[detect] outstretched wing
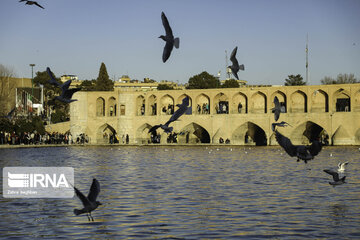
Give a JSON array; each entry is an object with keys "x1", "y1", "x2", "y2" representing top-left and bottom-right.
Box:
[
  {"x1": 161, "y1": 12, "x2": 173, "y2": 37},
  {"x1": 63, "y1": 87, "x2": 81, "y2": 99},
  {"x1": 87, "y1": 178, "x2": 100, "y2": 202},
  {"x1": 47, "y1": 67, "x2": 61, "y2": 87},
  {"x1": 273, "y1": 96, "x2": 281, "y2": 121},
  {"x1": 308, "y1": 140, "x2": 322, "y2": 157},
  {"x1": 275, "y1": 130, "x2": 297, "y2": 157},
  {"x1": 34, "y1": 2, "x2": 44, "y2": 9},
  {"x1": 74, "y1": 186, "x2": 91, "y2": 207},
  {"x1": 230, "y1": 46, "x2": 239, "y2": 66},
  {"x1": 162, "y1": 41, "x2": 173, "y2": 63},
  {"x1": 323, "y1": 169, "x2": 339, "y2": 181},
  {"x1": 148, "y1": 124, "x2": 161, "y2": 133}
]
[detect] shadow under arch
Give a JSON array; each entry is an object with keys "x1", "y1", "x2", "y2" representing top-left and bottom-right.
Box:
[
  {"x1": 232, "y1": 122, "x2": 267, "y2": 146},
  {"x1": 96, "y1": 123, "x2": 117, "y2": 144},
  {"x1": 290, "y1": 121, "x2": 329, "y2": 145},
  {"x1": 136, "y1": 123, "x2": 152, "y2": 144},
  {"x1": 178, "y1": 122, "x2": 210, "y2": 143}
]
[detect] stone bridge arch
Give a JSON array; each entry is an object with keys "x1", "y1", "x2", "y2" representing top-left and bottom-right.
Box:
[
  {"x1": 232, "y1": 121, "x2": 267, "y2": 146},
  {"x1": 271, "y1": 90, "x2": 287, "y2": 113},
  {"x1": 195, "y1": 93, "x2": 210, "y2": 114},
  {"x1": 251, "y1": 91, "x2": 267, "y2": 113},
  {"x1": 96, "y1": 97, "x2": 105, "y2": 117},
  {"x1": 136, "y1": 123, "x2": 152, "y2": 144},
  {"x1": 332, "y1": 125, "x2": 351, "y2": 145},
  {"x1": 160, "y1": 94, "x2": 174, "y2": 115},
  {"x1": 107, "y1": 97, "x2": 117, "y2": 117},
  {"x1": 177, "y1": 94, "x2": 192, "y2": 115},
  {"x1": 214, "y1": 92, "x2": 229, "y2": 114},
  {"x1": 96, "y1": 123, "x2": 116, "y2": 144},
  {"x1": 147, "y1": 94, "x2": 157, "y2": 116},
  {"x1": 136, "y1": 95, "x2": 145, "y2": 116},
  {"x1": 232, "y1": 92, "x2": 248, "y2": 114},
  {"x1": 290, "y1": 90, "x2": 307, "y2": 113},
  {"x1": 178, "y1": 122, "x2": 210, "y2": 143},
  {"x1": 290, "y1": 121, "x2": 328, "y2": 145},
  {"x1": 311, "y1": 90, "x2": 328, "y2": 113},
  {"x1": 333, "y1": 88, "x2": 351, "y2": 112}
]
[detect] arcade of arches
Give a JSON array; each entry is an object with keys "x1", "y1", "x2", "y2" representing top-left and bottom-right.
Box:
[{"x1": 70, "y1": 84, "x2": 360, "y2": 145}]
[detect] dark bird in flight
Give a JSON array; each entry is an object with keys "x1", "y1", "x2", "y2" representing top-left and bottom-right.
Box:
[
  {"x1": 73, "y1": 179, "x2": 102, "y2": 221},
  {"x1": 47, "y1": 67, "x2": 81, "y2": 103},
  {"x1": 323, "y1": 169, "x2": 346, "y2": 186},
  {"x1": 148, "y1": 96, "x2": 190, "y2": 134},
  {"x1": 271, "y1": 121, "x2": 292, "y2": 131},
  {"x1": 228, "y1": 46, "x2": 244, "y2": 80},
  {"x1": 55, "y1": 81, "x2": 81, "y2": 103},
  {"x1": 46, "y1": 67, "x2": 61, "y2": 87},
  {"x1": 275, "y1": 130, "x2": 322, "y2": 163},
  {"x1": 272, "y1": 96, "x2": 281, "y2": 121},
  {"x1": 19, "y1": 0, "x2": 44, "y2": 9},
  {"x1": 159, "y1": 11, "x2": 179, "y2": 63}
]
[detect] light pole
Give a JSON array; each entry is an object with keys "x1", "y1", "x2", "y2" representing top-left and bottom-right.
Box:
[{"x1": 29, "y1": 64, "x2": 35, "y2": 99}]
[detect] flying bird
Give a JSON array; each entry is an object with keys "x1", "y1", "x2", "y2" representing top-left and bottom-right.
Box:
[
  {"x1": 55, "y1": 83, "x2": 81, "y2": 103},
  {"x1": 19, "y1": 0, "x2": 44, "y2": 9},
  {"x1": 228, "y1": 46, "x2": 244, "y2": 80},
  {"x1": 271, "y1": 121, "x2": 292, "y2": 131},
  {"x1": 148, "y1": 96, "x2": 190, "y2": 134},
  {"x1": 73, "y1": 179, "x2": 102, "y2": 221},
  {"x1": 46, "y1": 67, "x2": 61, "y2": 87},
  {"x1": 272, "y1": 96, "x2": 281, "y2": 121},
  {"x1": 1, "y1": 108, "x2": 16, "y2": 119},
  {"x1": 338, "y1": 161, "x2": 349, "y2": 173},
  {"x1": 159, "y1": 11, "x2": 180, "y2": 63},
  {"x1": 323, "y1": 169, "x2": 346, "y2": 186},
  {"x1": 275, "y1": 130, "x2": 322, "y2": 163}
]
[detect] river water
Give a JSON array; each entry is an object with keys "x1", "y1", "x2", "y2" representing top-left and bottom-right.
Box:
[{"x1": 0, "y1": 145, "x2": 359, "y2": 239}]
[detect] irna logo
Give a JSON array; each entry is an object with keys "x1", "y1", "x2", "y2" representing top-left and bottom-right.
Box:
[{"x1": 3, "y1": 167, "x2": 74, "y2": 198}]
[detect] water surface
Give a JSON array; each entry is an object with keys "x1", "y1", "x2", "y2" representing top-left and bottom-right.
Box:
[{"x1": 0, "y1": 146, "x2": 359, "y2": 239}]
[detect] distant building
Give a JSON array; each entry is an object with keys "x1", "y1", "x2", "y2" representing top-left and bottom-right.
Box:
[{"x1": 61, "y1": 75, "x2": 78, "y2": 83}]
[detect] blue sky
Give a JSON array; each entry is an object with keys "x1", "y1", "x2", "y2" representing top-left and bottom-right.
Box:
[{"x1": 1, "y1": 0, "x2": 359, "y2": 85}]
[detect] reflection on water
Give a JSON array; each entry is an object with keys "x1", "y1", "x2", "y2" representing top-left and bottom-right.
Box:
[{"x1": 0, "y1": 146, "x2": 359, "y2": 239}]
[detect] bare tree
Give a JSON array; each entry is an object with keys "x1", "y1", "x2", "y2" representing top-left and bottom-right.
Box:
[
  {"x1": 321, "y1": 73, "x2": 358, "y2": 85},
  {"x1": 0, "y1": 64, "x2": 16, "y2": 115}
]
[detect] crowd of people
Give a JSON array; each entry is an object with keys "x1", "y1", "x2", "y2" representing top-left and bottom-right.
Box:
[{"x1": 0, "y1": 131, "x2": 89, "y2": 145}]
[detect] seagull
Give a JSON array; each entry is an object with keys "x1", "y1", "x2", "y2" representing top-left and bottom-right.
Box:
[
  {"x1": 323, "y1": 169, "x2": 346, "y2": 186},
  {"x1": 272, "y1": 96, "x2": 281, "y2": 121},
  {"x1": 275, "y1": 130, "x2": 322, "y2": 163},
  {"x1": 271, "y1": 121, "x2": 292, "y2": 131},
  {"x1": 19, "y1": 0, "x2": 44, "y2": 9},
  {"x1": 148, "y1": 96, "x2": 190, "y2": 134},
  {"x1": 159, "y1": 11, "x2": 179, "y2": 63},
  {"x1": 228, "y1": 46, "x2": 244, "y2": 80},
  {"x1": 73, "y1": 179, "x2": 102, "y2": 221},
  {"x1": 338, "y1": 161, "x2": 349, "y2": 173}
]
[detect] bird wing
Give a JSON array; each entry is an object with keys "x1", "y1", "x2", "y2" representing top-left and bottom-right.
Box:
[
  {"x1": 230, "y1": 46, "x2": 239, "y2": 66},
  {"x1": 161, "y1": 12, "x2": 173, "y2": 37},
  {"x1": 61, "y1": 80, "x2": 72, "y2": 91},
  {"x1": 63, "y1": 88, "x2": 81, "y2": 99},
  {"x1": 87, "y1": 179, "x2": 100, "y2": 202},
  {"x1": 273, "y1": 96, "x2": 281, "y2": 121},
  {"x1": 148, "y1": 124, "x2": 161, "y2": 133},
  {"x1": 74, "y1": 186, "x2": 91, "y2": 207},
  {"x1": 275, "y1": 130, "x2": 297, "y2": 157},
  {"x1": 308, "y1": 140, "x2": 322, "y2": 157},
  {"x1": 47, "y1": 67, "x2": 61, "y2": 87},
  {"x1": 34, "y1": 2, "x2": 44, "y2": 9},
  {"x1": 162, "y1": 41, "x2": 173, "y2": 63},
  {"x1": 323, "y1": 169, "x2": 339, "y2": 181}
]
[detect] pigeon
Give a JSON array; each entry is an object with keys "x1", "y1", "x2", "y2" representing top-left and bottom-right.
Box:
[
  {"x1": 159, "y1": 12, "x2": 180, "y2": 63},
  {"x1": 148, "y1": 96, "x2": 190, "y2": 134},
  {"x1": 272, "y1": 96, "x2": 281, "y2": 121},
  {"x1": 228, "y1": 46, "x2": 244, "y2": 80},
  {"x1": 323, "y1": 169, "x2": 346, "y2": 186},
  {"x1": 275, "y1": 130, "x2": 322, "y2": 163},
  {"x1": 271, "y1": 121, "x2": 292, "y2": 131},
  {"x1": 73, "y1": 179, "x2": 102, "y2": 221},
  {"x1": 338, "y1": 161, "x2": 349, "y2": 173},
  {"x1": 19, "y1": 0, "x2": 44, "y2": 9}
]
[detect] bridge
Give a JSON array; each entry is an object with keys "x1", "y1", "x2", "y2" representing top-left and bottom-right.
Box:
[{"x1": 69, "y1": 83, "x2": 360, "y2": 145}]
